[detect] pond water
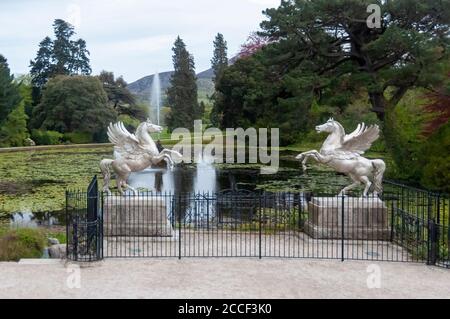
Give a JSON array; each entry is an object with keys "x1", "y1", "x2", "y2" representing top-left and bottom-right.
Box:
[
  {"x1": 127, "y1": 153, "x2": 349, "y2": 195},
  {"x1": 0, "y1": 147, "x2": 352, "y2": 228}
]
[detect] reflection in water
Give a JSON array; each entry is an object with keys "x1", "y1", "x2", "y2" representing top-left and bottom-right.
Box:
[
  {"x1": 4, "y1": 150, "x2": 351, "y2": 228},
  {"x1": 128, "y1": 152, "x2": 218, "y2": 194},
  {"x1": 127, "y1": 152, "x2": 219, "y2": 224},
  {"x1": 9, "y1": 211, "x2": 60, "y2": 228},
  {"x1": 11, "y1": 211, "x2": 38, "y2": 228},
  {"x1": 128, "y1": 168, "x2": 174, "y2": 193},
  {"x1": 194, "y1": 153, "x2": 216, "y2": 193},
  {"x1": 124, "y1": 153, "x2": 351, "y2": 225}
]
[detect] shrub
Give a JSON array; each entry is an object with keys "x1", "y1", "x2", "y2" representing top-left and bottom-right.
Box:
[
  {"x1": 63, "y1": 131, "x2": 93, "y2": 144},
  {"x1": 383, "y1": 90, "x2": 429, "y2": 181},
  {"x1": 31, "y1": 129, "x2": 63, "y2": 145},
  {"x1": 0, "y1": 228, "x2": 47, "y2": 261},
  {"x1": 420, "y1": 122, "x2": 450, "y2": 192},
  {"x1": 45, "y1": 231, "x2": 67, "y2": 244},
  {"x1": 0, "y1": 103, "x2": 29, "y2": 147}
]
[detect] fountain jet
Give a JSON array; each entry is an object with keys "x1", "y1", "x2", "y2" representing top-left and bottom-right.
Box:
[{"x1": 150, "y1": 72, "x2": 161, "y2": 126}]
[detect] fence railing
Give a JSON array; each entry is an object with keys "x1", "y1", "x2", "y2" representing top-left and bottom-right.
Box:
[
  {"x1": 65, "y1": 177, "x2": 449, "y2": 268},
  {"x1": 383, "y1": 181, "x2": 449, "y2": 267}
]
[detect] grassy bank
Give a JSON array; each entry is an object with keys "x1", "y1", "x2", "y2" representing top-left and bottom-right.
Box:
[
  {"x1": 0, "y1": 226, "x2": 66, "y2": 261},
  {"x1": 0, "y1": 227, "x2": 46, "y2": 261}
]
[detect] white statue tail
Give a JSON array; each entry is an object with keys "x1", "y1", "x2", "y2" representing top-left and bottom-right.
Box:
[
  {"x1": 100, "y1": 159, "x2": 114, "y2": 193},
  {"x1": 372, "y1": 159, "x2": 386, "y2": 194}
]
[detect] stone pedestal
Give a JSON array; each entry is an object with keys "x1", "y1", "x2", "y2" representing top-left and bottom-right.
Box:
[
  {"x1": 103, "y1": 196, "x2": 174, "y2": 237},
  {"x1": 304, "y1": 197, "x2": 390, "y2": 240}
]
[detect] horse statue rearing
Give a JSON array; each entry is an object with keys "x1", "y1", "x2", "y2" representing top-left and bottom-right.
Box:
[
  {"x1": 100, "y1": 119, "x2": 182, "y2": 195},
  {"x1": 296, "y1": 118, "x2": 386, "y2": 197}
]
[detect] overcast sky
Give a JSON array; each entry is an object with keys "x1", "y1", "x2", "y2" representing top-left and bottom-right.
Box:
[{"x1": 0, "y1": 0, "x2": 281, "y2": 83}]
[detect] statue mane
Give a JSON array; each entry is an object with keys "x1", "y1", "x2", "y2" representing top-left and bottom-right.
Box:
[
  {"x1": 332, "y1": 121, "x2": 346, "y2": 143},
  {"x1": 135, "y1": 122, "x2": 149, "y2": 140}
]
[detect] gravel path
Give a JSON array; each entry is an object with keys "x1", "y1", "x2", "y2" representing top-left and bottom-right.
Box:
[{"x1": 0, "y1": 258, "x2": 449, "y2": 299}]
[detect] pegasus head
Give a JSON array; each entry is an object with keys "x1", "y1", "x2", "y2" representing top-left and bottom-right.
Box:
[
  {"x1": 144, "y1": 118, "x2": 163, "y2": 134},
  {"x1": 316, "y1": 118, "x2": 337, "y2": 134}
]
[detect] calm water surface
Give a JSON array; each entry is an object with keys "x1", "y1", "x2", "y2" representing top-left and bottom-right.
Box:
[{"x1": 3, "y1": 150, "x2": 351, "y2": 228}]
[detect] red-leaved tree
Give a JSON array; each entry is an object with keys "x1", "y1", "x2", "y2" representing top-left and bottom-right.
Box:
[
  {"x1": 238, "y1": 32, "x2": 273, "y2": 59},
  {"x1": 423, "y1": 73, "x2": 450, "y2": 136}
]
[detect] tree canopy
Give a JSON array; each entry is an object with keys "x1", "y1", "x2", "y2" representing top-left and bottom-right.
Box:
[
  {"x1": 31, "y1": 75, "x2": 116, "y2": 138},
  {"x1": 212, "y1": 0, "x2": 450, "y2": 145}
]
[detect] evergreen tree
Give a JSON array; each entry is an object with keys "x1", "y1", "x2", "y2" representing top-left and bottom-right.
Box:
[
  {"x1": 166, "y1": 37, "x2": 200, "y2": 131},
  {"x1": 29, "y1": 19, "x2": 91, "y2": 105},
  {"x1": 0, "y1": 102, "x2": 29, "y2": 147},
  {"x1": 97, "y1": 71, "x2": 146, "y2": 121},
  {"x1": 98, "y1": 71, "x2": 135, "y2": 109},
  {"x1": 29, "y1": 37, "x2": 53, "y2": 88},
  {"x1": 211, "y1": 33, "x2": 228, "y2": 82},
  {"x1": 0, "y1": 55, "x2": 21, "y2": 127},
  {"x1": 15, "y1": 74, "x2": 34, "y2": 129},
  {"x1": 52, "y1": 19, "x2": 76, "y2": 75}
]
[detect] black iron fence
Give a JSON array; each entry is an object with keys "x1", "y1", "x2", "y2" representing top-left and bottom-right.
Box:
[
  {"x1": 383, "y1": 181, "x2": 449, "y2": 268},
  {"x1": 66, "y1": 177, "x2": 449, "y2": 268}
]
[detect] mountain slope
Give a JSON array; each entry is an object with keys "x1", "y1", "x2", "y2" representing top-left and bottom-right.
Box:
[{"x1": 128, "y1": 68, "x2": 214, "y2": 103}]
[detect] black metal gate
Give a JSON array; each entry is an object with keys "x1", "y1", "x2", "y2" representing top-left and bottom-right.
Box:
[
  {"x1": 66, "y1": 177, "x2": 449, "y2": 268},
  {"x1": 66, "y1": 176, "x2": 103, "y2": 262}
]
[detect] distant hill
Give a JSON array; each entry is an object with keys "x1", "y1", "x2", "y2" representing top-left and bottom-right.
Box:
[
  {"x1": 197, "y1": 68, "x2": 214, "y2": 79},
  {"x1": 128, "y1": 68, "x2": 215, "y2": 103},
  {"x1": 128, "y1": 57, "x2": 238, "y2": 103}
]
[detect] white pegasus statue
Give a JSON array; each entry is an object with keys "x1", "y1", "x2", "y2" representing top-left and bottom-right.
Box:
[
  {"x1": 296, "y1": 118, "x2": 386, "y2": 197},
  {"x1": 100, "y1": 119, "x2": 182, "y2": 195}
]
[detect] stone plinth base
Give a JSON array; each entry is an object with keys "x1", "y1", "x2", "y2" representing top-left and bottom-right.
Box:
[
  {"x1": 304, "y1": 197, "x2": 390, "y2": 240},
  {"x1": 103, "y1": 196, "x2": 174, "y2": 237}
]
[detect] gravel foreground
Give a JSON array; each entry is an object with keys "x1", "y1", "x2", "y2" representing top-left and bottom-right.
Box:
[{"x1": 0, "y1": 258, "x2": 449, "y2": 299}]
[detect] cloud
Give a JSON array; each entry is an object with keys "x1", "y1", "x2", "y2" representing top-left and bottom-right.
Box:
[{"x1": 66, "y1": 3, "x2": 82, "y2": 29}]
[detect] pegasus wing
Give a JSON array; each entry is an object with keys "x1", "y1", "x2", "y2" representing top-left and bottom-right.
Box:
[
  {"x1": 338, "y1": 123, "x2": 380, "y2": 154},
  {"x1": 343, "y1": 123, "x2": 365, "y2": 143},
  {"x1": 107, "y1": 122, "x2": 144, "y2": 159}
]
